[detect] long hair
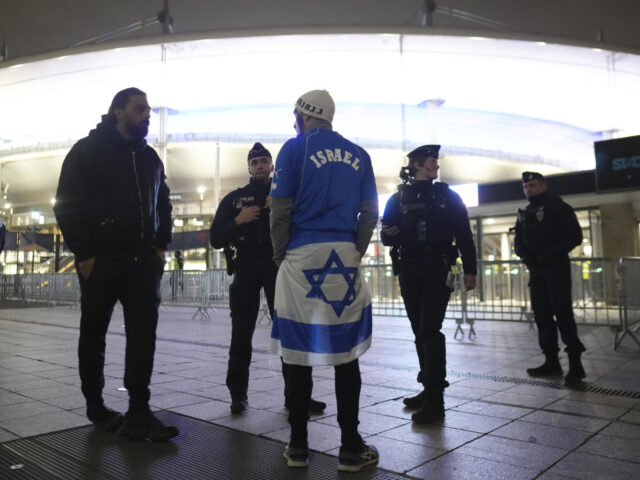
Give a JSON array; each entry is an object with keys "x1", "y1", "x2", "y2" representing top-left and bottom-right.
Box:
[{"x1": 107, "y1": 87, "x2": 146, "y2": 123}]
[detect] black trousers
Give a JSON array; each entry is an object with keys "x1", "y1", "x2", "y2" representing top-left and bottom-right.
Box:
[
  {"x1": 286, "y1": 359, "x2": 361, "y2": 450},
  {"x1": 529, "y1": 259, "x2": 585, "y2": 354},
  {"x1": 226, "y1": 256, "x2": 278, "y2": 398},
  {"x1": 78, "y1": 252, "x2": 164, "y2": 414},
  {"x1": 398, "y1": 254, "x2": 452, "y2": 391}
]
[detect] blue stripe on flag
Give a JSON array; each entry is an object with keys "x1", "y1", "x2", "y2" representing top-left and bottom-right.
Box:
[{"x1": 272, "y1": 304, "x2": 372, "y2": 354}]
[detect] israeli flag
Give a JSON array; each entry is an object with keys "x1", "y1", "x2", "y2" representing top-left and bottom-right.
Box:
[{"x1": 270, "y1": 242, "x2": 372, "y2": 366}]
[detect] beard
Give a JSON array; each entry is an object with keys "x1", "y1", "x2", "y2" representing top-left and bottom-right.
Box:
[{"x1": 125, "y1": 116, "x2": 149, "y2": 139}]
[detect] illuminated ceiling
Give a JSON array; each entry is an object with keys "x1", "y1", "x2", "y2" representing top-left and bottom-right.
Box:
[{"x1": 1, "y1": 32, "x2": 639, "y2": 211}]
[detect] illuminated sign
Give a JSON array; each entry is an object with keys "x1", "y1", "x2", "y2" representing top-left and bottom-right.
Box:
[{"x1": 594, "y1": 135, "x2": 640, "y2": 192}]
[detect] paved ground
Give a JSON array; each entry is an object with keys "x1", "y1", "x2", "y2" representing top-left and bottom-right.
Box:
[{"x1": 1, "y1": 304, "x2": 639, "y2": 479}]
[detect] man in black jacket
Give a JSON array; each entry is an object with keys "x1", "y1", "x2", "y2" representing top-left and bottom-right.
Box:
[
  {"x1": 210, "y1": 143, "x2": 325, "y2": 415},
  {"x1": 54, "y1": 87, "x2": 178, "y2": 440},
  {"x1": 514, "y1": 171, "x2": 586, "y2": 383}
]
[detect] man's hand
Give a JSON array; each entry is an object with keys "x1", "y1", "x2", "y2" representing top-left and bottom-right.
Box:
[
  {"x1": 381, "y1": 224, "x2": 399, "y2": 237},
  {"x1": 235, "y1": 206, "x2": 261, "y2": 225},
  {"x1": 463, "y1": 274, "x2": 477, "y2": 291},
  {"x1": 77, "y1": 257, "x2": 96, "y2": 280},
  {"x1": 155, "y1": 248, "x2": 166, "y2": 262}
]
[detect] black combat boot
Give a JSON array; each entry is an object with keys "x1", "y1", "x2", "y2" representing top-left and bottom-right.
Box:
[
  {"x1": 565, "y1": 351, "x2": 586, "y2": 383},
  {"x1": 527, "y1": 350, "x2": 562, "y2": 376},
  {"x1": 411, "y1": 391, "x2": 444, "y2": 424},
  {"x1": 403, "y1": 390, "x2": 426, "y2": 409}
]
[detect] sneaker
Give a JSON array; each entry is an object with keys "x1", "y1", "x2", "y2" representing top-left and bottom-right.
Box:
[
  {"x1": 402, "y1": 390, "x2": 425, "y2": 410},
  {"x1": 87, "y1": 404, "x2": 124, "y2": 433},
  {"x1": 230, "y1": 398, "x2": 248, "y2": 414},
  {"x1": 309, "y1": 398, "x2": 326, "y2": 414},
  {"x1": 117, "y1": 411, "x2": 179, "y2": 441},
  {"x1": 283, "y1": 444, "x2": 309, "y2": 468},
  {"x1": 338, "y1": 443, "x2": 379, "y2": 473}
]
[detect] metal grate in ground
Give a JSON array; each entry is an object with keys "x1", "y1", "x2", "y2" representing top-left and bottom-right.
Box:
[
  {"x1": 0, "y1": 411, "x2": 405, "y2": 480},
  {"x1": 448, "y1": 370, "x2": 640, "y2": 399}
]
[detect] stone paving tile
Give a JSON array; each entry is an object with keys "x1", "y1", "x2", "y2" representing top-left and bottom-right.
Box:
[
  {"x1": 548, "y1": 451, "x2": 640, "y2": 480},
  {"x1": 1, "y1": 410, "x2": 89, "y2": 437},
  {"x1": 506, "y1": 384, "x2": 571, "y2": 399},
  {"x1": 456, "y1": 434, "x2": 569, "y2": 471},
  {"x1": 521, "y1": 410, "x2": 610, "y2": 432},
  {"x1": 0, "y1": 400, "x2": 61, "y2": 422},
  {"x1": 452, "y1": 377, "x2": 515, "y2": 392},
  {"x1": 577, "y1": 433, "x2": 640, "y2": 463},
  {"x1": 379, "y1": 422, "x2": 481, "y2": 450},
  {"x1": 452, "y1": 400, "x2": 533, "y2": 420},
  {"x1": 148, "y1": 391, "x2": 211, "y2": 409},
  {"x1": 213, "y1": 408, "x2": 289, "y2": 437},
  {"x1": 40, "y1": 393, "x2": 87, "y2": 410},
  {"x1": 619, "y1": 409, "x2": 640, "y2": 423},
  {"x1": 442, "y1": 410, "x2": 513, "y2": 433},
  {"x1": 169, "y1": 399, "x2": 232, "y2": 420},
  {"x1": 445, "y1": 384, "x2": 499, "y2": 400},
  {"x1": 545, "y1": 398, "x2": 628, "y2": 420},
  {"x1": 492, "y1": 420, "x2": 593, "y2": 450},
  {"x1": 406, "y1": 450, "x2": 539, "y2": 480},
  {"x1": 361, "y1": 398, "x2": 415, "y2": 418},
  {"x1": 315, "y1": 410, "x2": 411, "y2": 435},
  {"x1": 598, "y1": 420, "x2": 640, "y2": 440},
  {"x1": 0, "y1": 389, "x2": 31, "y2": 407},
  {"x1": 327, "y1": 435, "x2": 445, "y2": 474},
  {"x1": 563, "y1": 390, "x2": 640, "y2": 409},
  {"x1": 0, "y1": 428, "x2": 18, "y2": 442}
]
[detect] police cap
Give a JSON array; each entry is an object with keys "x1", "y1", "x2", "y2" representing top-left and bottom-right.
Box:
[
  {"x1": 522, "y1": 171, "x2": 544, "y2": 183},
  {"x1": 247, "y1": 142, "x2": 271, "y2": 162},
  {"x1": 408, "y1": 145, "x2": 440, "y2": 162}
]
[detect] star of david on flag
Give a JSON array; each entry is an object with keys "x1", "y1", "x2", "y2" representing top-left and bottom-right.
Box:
[{"x1": 303, "y1": 249, "x2": 358, "y2": 317}]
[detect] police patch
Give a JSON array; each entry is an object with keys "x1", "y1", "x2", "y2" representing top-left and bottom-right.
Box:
[{"x1": 536, "y1": 207, "x2": 544, "y2": 222}]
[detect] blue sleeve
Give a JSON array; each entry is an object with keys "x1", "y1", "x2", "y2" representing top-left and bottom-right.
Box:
[{"x1": 270, "y1": 139, "x2": 297, "y2": 199}]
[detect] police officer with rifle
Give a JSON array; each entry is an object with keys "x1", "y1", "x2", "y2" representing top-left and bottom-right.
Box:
[{"x1": 381, "y1": 145, "x2": 477, "y2": 424}]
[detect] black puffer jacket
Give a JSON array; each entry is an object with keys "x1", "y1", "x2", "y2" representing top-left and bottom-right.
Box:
[{"x1": 54, "y1": 116, "x2": 172, "y2": 260}]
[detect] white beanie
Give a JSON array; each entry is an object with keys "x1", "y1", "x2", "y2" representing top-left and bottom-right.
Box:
[{"x1": 295, "y1": 89, "x2": 335, "y2": 123}]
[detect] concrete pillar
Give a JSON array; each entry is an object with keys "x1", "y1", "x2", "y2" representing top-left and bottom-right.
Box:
[{"x1": 600, "y1": 203, "x2": 639, "y2": 258}]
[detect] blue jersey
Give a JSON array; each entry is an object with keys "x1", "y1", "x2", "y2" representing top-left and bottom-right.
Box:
[{"x1": 270, "y1": 128, "x2": 378, "y2": 249}]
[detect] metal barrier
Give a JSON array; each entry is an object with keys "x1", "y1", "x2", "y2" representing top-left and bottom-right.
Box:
[
  {"x1": 1, "y1": 257, "x2": 639, "y2": 349},
  {"x1": 616, "y1": 257, "x2": 640, "y2": 349}
]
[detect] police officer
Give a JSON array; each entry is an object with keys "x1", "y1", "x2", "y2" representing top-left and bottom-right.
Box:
[
  {"x1": 210, "y1": 142, "x2": 325, "y2": 414},
  {"x1": 514, "y1": 171, "x2": 586, "y2": 383},
  {"x1": 381, "y1": 145, "x2": 477, "y2": 424}
]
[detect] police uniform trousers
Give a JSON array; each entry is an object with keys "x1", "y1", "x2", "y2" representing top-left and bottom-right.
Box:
[
  {"x1": 529, "y1": 258, "x2": 585, "y2": 354},
  {"x1": 398, "y1": 254, "x2": 451, "y2": 391},
  {"x1": 226, "y1": 256, "x2": 278, "y2": 399},
  {"x1": 77, "y1": 251, "x2": 165, "y2": 414}
]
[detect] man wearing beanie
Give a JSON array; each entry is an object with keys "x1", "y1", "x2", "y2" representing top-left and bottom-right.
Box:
[
  {"x1": 270, "y1": 90, "x2": 380, "y2": 472},
  {"x1": 210, "y1": 142, "x2": 326, "y2": 415},
  {"x1": 514, "y1": 172, "x2": 586, "y2": 383}
]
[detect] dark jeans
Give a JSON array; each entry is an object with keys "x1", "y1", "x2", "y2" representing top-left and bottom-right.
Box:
[
  {"x1": 77, "y1": 251, "x2": 164, "y2": 414},
  {"x1": 286, "y1": 359, "x2": 362, "y2": 450},
  {"x1": 529, "y1": 259, "x2": 585, "y2": 354},
  {"x1": 226, "y1": 256, "x2": 278, "y2": 399},
  {"x1": 398, "y1": 254, "x2": 452, "y2": 391}
]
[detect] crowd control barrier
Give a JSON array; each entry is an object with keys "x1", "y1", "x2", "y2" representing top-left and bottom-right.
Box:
[{"x1": 1, "y1": 258, "x2": 638, "y2": 349}]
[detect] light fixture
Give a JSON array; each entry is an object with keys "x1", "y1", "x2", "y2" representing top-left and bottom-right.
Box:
[
  {"x1": 174, "y1": 218, "x2": 184, "y2": 227},
  {"x1": 31, "y1": 210, "x2": 39, "y2": 220},
  {"x1": 50, "y1": 198, "x2": 56, "y2": 205}
]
